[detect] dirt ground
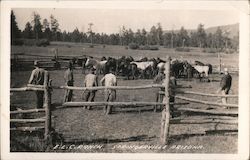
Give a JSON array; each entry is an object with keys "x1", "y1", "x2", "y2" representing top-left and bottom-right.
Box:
[{"x1": 10, "y1": 43, "x2": 238, "y2": 153}]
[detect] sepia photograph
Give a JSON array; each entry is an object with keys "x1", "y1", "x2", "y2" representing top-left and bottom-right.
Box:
[{"x1": 1, "y1": 1, "x2": 249, "y2": 159}]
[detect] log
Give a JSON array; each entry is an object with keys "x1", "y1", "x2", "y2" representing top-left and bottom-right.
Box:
[
  {"x1": 170, "y1": 118, "x2": 238, "y2": 124},
  {"x1": 10, "y1": 87, "x2": 44, "y2": 92},
  {"x1": 44, "y1": 71, "x2": 51, "y2": 140},
  {"x1": 52, "y1": 84, "x2": 164, "y2": 91},
  {"x1": 177, "y1": 107, "x2": 238, "y2": 115},
  {"x1": 10, "y1": 118, "x2": 46, "y2": 123},
  {"x1": 175, "y1": 95, "x2": 238, "y2": 108},
  {"x1": 158, "y1": 91, "x2": 238, "y2": 98},
  {"x1": 10, "y1": 126, "x2": 45, "y2": 131},
  {"x1": 62, "y1": 101, "x2": 165, "y2": 107},
  {"x1": 160, "y1": 56, "x2": 170, "y2": 145},
  {"x1": 10, "y1": 108, "x2": 45, "y2": 114},
  {"x1": 27, "y1": 84, "x2": 44, "y2": 88}
]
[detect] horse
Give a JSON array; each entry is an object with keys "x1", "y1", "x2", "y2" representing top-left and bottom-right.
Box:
[
  {"x1": 130, "y1": 61, "x2": 154, "y2": 79},
  {"x1": 84, "y1": 57, "x2": 107, "y2": 74}
]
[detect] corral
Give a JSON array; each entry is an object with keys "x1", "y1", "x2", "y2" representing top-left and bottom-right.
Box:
[{"x1": 10, "y1": 43, "x2": 238, "y2": 153}]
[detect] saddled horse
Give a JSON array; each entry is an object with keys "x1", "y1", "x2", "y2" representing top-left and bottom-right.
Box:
[{"x1": 84, "y1": 57, "x2": 107, "y2": 74}]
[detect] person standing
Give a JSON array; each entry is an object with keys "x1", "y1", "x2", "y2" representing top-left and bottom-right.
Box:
[
  {"x1": 153, "y1": 67, "x2": 165, "y2": 112},
  {"x1": 82, "y1": 67, "x2": 98, "y2": 110},
  {"x1": 63, "y1": 61, "x2": 74, "y2": 103},
  {"x1": 28, "y1": 60, "x2": 46, "y2": 109},
  {"x1": 217, "y1": 68, "x2": 232, "y2": 104},
  {"x1": 100, "y1": 68, "x2": 117, "y2": 115}
]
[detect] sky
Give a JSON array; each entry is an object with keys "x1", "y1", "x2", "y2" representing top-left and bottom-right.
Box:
[{"x1": 13, "y1": 8, "x2": 239, "y2": 34}]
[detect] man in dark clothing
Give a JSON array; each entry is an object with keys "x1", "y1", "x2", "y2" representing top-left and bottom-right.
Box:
[
  {"x1": 28, "y1": 61, "x2": 46, "y2": 108},
  {"x1": 63, "y1": 62, "x2": 74, "y2": 102},
  {"x1": 217, "y1": 68, "x2": 232, "y2": 104}
]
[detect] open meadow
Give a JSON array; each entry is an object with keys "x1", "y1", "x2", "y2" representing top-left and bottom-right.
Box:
[{"x1": 10, "y1": 43, "x2": 238, "y2": 153}]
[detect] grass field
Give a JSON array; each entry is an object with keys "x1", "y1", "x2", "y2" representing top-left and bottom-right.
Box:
[{"x1": 10, "y1": 43, "x2": 238, "y2": 153}]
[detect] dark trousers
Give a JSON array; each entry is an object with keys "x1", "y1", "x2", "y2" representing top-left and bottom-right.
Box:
[
  {"x1": 82, "y1": 90, "x2": 96, "y2": 109},
  {"x1": 104, "y1": 89, "x2": 116, "y2": 115},
  {"x1": 36, "y1": 91, "x2": 44, "y2": 109},
  {"x1": 63, "y1": 81, "x2": 73, "y2": 103}
]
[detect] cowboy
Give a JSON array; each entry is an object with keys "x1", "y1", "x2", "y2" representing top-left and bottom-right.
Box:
[
  {"x1": 217, "y1": 68, "x2": 232, "y2": 104},
  {"x1": 63, "y1": 61, "x2": 74, "y2": 102},
  {"x1": 100, "y1": 67, "x2": 117, "y2": 115},
  {"x1": 28, "y1": 60, "x2": 46, "y2": 108},
  {"x1": 82, "y1": 67, "x2": 98, "y2": 110}
]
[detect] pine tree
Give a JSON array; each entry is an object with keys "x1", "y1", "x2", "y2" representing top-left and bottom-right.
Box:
[{"x1": 11, "y1": 10, "x2": 21, "y2": 44}]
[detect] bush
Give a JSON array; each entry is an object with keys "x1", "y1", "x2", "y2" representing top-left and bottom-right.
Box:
[
  {"x1": 12, "y1": 39, "x2": 24, "y2": 46},
  {"x1": 36, "y1": 39, "x2": 50, "y2": 47},
  {"x1": 149, "y1": 46, "x2": 159, "y2": 50},
  {"x1": 175, "y1": 47, "x2": 190, "y2": 52},
  {"x1": 128, "y1": 43, "x2": 139, "y2": 50},
  {"x1": 139, "y1": 45, "x2": 159, "y2": 50},
  {"x1": 89, "y1": 45, "x2": 94, "y2": 48}
]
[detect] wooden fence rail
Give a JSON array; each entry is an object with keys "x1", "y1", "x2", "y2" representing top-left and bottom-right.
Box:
[
  {"x1": 10, "y1": 118, "x2": 46, "y2": 123},
  {"x1": 177, "y1": 107, "x2": 238, "y2": 116},
  {"x1": 10, "y1": 108, "x2": 45, "y2": 114},
  {"x1": 175, "y1": 95, "x2": 238, "y2": 108},
  {"x1": 158, "y1": 90, "x2": 238, "y2": 98}
]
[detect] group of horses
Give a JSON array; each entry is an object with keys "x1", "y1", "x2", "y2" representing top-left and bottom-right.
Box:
[{"x1": 73, "y1": 56, "x2": 212, "y2": 81}]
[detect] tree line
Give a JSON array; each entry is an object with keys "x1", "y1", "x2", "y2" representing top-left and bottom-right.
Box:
[{"x1": 11, "y1": 10, "x2": 239, "y2": 50}]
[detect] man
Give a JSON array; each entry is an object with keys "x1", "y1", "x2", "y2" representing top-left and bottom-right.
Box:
[
  {"x1": 153, "y1": 68, "x2": 165, "y2": 112},
  {"x1": 153, "y1": 68, "x2": 177, "y2": 117},
  {"x1": 100, "y1": 67, "x2": 117, "y2": 115},
  {"x1": 63, "y1": 61, "x2": 74, "y2": 103},
  {"x1": 28, "y1": 60, "x2": 46, "y2": 109},
  {"x1": 82, "y1": 67, "x2": 98, "y2": 110},
  {"x1": 217, "y1": 68, "x2": 232, "y2": 104}
]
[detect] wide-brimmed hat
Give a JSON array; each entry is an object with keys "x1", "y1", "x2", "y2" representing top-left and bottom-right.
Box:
[{"x1": 224, "y1": 68, "x2": 228, "y2": 72}]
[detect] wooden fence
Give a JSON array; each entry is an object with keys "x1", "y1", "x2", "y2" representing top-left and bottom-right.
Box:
[{"x1": 10, "y1": 55, "x2": 238, "y2": 145}]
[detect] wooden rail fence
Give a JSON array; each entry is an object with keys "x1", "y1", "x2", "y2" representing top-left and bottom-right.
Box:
[{"x1": 10, "y1": 55, "x2": 238, "y2": 146}]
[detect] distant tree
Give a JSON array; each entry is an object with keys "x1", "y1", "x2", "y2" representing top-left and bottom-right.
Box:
[
  {"x1": 31, "y1": 12, "x2": 43, "y2": 40},
  {"x1": 22, "y1": 22, "x2": 33, "y2": 39},
  {"x1": 177, "y1": 26, "x2": 189, "y2": 47},
  {"x1": 141, "y1": 28, "x2": 147, "y2": 45},
  {"x1": 11, "y1": 10, "x2": 21, "y2": 44},
  {"x1": 149, "y1": 25, "x2": 158, "y2": 45},
  {"x1": 196, "y1": 24, "x2": 206, "y2": 48},
  {"x1": 163, "y1": 32, "x2": 172, "y2": 48},
  {"x1": 50, "y1": 15, "x2": 60, "y2": 41},
  {"x1": 71, "y1": 28, "x2": 81, "y2": 42},
  {"x1": 214, "y1": 27, "x2": 224, "y2": 49},
  {"x1": 42, "y1": 18, "x2": 51, "y2": 40},
  {"x1": 156, "y1": 23, "x2": 163, "y2": 45}
]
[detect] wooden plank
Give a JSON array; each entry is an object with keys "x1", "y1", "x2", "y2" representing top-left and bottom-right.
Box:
[
  {"x1": 159, "y1": 91, "x2": 238, "y2": 98},
  {"x1": 10, "y1": 87, "x2": 44, "y2": 92},
  {"x1": 10, "y1": 108, "x2": 45, "y2": 114},
  {"x1": 10, "y1": 117, "x2": 46, "y2": 123},
  {"x1": 160, "y1": 56, "x2": 170, "y2": 145},
  {"x1": 62, "y1": 101, "x2": 165, "y2": 108},
  {"x1": 177, "y1": 107, "x2": 238, "y2": 115},
  {"x1": 53, "y1": 84, "x2": 164, "y2": 91},
  {"x1": 175, "y1": 95, "x2": 238, "y2": 108},
  {"x1": 176, "y1": 91, "x2": 238, "y2": 98},
  {"x1": 44, "y1": 71, "x2": 52, "y2": 140},
  {"x1": 170, "y1": 118, "x2": 238, "y2": 124},
  {"x1": 10, "y1": 126, "x2": 45, "y2": 131}
]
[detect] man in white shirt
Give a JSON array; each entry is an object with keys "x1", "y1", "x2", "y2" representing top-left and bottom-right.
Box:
[
  {"x1": 100, "y1": 67, "x2": 117, "y2": 115},
  {"x1": 82, "y1": 67, "x2": 98, "y2": 110}
]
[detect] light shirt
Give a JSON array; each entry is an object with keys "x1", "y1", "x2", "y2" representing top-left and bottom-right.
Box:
[
  {"x1": 28, "y1": 68, "x2": 45, "y2": 85},
  {"x1": 84, "y1": 73, "x2": 98, "y2": 87},
  {"x1": 100, "y1": 73, "x2": 117, "y2": 87}
]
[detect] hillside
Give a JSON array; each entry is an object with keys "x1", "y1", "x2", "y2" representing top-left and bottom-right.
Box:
[{"x1": 164, "y1": 23, "x2": 239, "y2": 39}]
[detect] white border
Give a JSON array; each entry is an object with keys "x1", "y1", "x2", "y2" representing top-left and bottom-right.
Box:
[{"x1": 1, "y1": 1, "x2": 249, "y2": 160}]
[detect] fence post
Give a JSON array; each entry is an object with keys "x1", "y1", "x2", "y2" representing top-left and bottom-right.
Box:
[
  {"x1": 160, "y1": 55, "x2": 170, "y2": 145},
  {"x1": 218, "y1": 53, "x2": 221, "y2": 73},
  {"x1": 44, "y1": 71, "x2": 51, "y2": 140}
]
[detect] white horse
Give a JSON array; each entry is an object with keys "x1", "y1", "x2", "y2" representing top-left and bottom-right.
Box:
[
  {"x1": 130, "y1": 61, "x2": 154, "y2": 70},
  {"x1": 85, "y1": 58, "x2": 107, "y2": 74},
  {"x1": 193, "y1": 65, "x2": 210, "y2": 77}
]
